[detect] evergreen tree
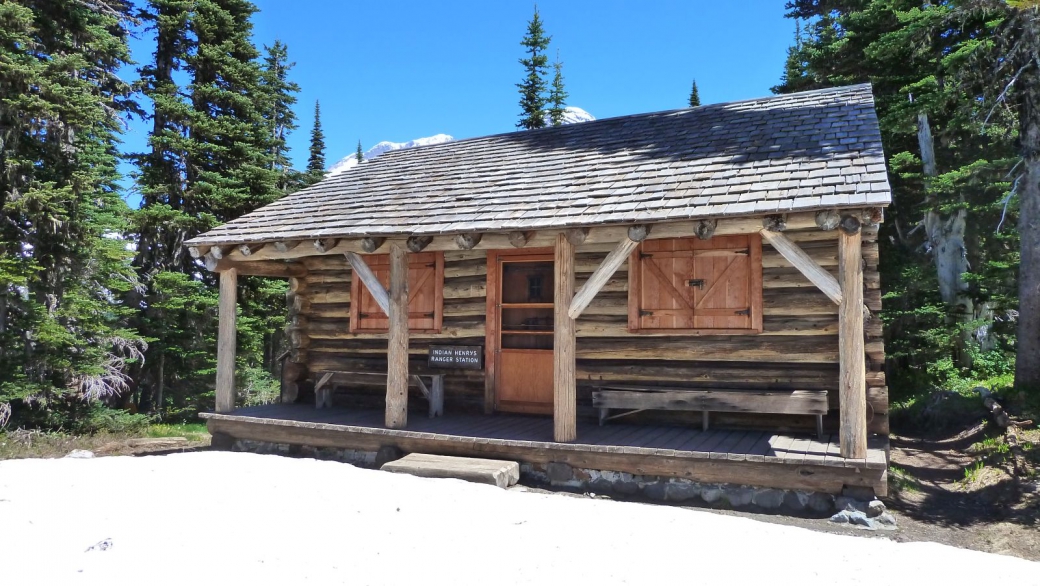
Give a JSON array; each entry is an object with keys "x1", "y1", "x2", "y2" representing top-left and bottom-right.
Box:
[
  {"x1": 775, "y1": 1, "x2": 1018, "y2": 399},
  {"x1": 0, "y1": 0, "x2": 146, "y2": 427},
  {"x1": 306, "y1": 100, "x2": 326, "y2": 184},
  {"x1": 516, "y1": 5, "x2": 552, "y2": 130},
  {"x1": 547, "y1": 53, "x2": 568, "y2": 126},
  {"x1": 356, "y1": 140, "x2": 364, "y2": 163},
  {"x1": 132, "y1": 0, "x2": 287, "y2": 415},
  {"x1": 688, "y1": 79, "x2": 701, "y2": 107},
  {"x1": 259, "y1": 40, "x2": 301, "y2": 193}
]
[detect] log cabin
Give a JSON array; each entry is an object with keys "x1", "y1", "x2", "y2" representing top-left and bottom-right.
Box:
[{"x1": 188, "y1": 84, "x2": 892, "y2": 498}]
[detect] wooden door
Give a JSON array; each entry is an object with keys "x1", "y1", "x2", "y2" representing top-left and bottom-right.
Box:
[{"x1": 486, "y1": 251, "x2": 555, "y2": 414}]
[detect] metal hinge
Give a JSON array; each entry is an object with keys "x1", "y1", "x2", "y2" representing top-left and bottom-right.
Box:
[
  {"x1": 737, "y1": 248, "x2": 750, "y2": 255},
  {"x1": 734, "y1": 308, "x2": 751, "y2": 316},
  {"x1": 640, "y1": 310, "x2": 654, "y2": 317},
  {"x1": 687, "y1": 279, "x2": 705, "y2": 289},
  {"x1": 640, "y1": 253, "x2": 654, "y2": 259}
]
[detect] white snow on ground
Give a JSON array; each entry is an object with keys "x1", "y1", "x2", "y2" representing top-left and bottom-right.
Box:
[{"x1": 1, "y1": 452, "x2": 1034, "y2": 585}]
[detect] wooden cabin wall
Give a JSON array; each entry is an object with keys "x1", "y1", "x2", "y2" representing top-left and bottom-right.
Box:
[{"x1": 286, "y1": 226, "x2": 887, "y2": 435}]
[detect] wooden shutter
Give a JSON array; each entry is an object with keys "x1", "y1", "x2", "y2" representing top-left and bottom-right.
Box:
[
  {"x1": 350, "y1": 252, "x2": 444, "y2": 333},
  {"x1": 628, "y1": 234, "x2": 762, "y2": 333}
]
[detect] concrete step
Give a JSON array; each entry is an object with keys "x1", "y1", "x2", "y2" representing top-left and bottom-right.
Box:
[{"x1": 380, "y1": 453, "x2": 520, "y2": 488}]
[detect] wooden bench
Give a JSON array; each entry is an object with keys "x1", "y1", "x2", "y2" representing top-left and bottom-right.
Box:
[
  {"x1": 592, "y1": 385, "x2": 828, "y2": 437},
  {"x1": 314, "y1": 371, "x2": 444, "y2": 418}
]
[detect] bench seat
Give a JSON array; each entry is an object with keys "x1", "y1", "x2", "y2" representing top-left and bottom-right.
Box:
[{"x1": 592, "y1": 385, "x2": 828, "y2": 437}]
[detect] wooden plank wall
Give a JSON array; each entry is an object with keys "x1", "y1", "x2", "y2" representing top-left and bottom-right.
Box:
[{"x1": 286, "y1": 225, "x2": 887, "y2": 435}]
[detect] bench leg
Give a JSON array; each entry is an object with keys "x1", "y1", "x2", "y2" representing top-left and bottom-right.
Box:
[
  {"x1": 816, "y1": 414, "x2": 824, "y2": 439},
  {"x1": 702, "y1": 411, "x2": 710, "y2": 432},
  {"x1": 430, "y1": 375, "x2": 444, "y2": 418},
  {"x1": 599, "y1": 407, "x2": 609, "y2": 426}
]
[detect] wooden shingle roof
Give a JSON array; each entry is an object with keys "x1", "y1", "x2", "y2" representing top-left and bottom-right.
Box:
[{"x1": 187, "y1": 84, "x2": 890, "y2": 246}]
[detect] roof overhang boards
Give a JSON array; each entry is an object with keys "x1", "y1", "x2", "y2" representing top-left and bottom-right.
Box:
[{"x1": 186, "y1": 208, "x2": 883, "y2": 279}]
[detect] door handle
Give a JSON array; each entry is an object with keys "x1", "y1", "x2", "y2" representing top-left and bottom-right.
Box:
[{"x1": 687, "y1": 279, "x2": 705, "y2": 289}]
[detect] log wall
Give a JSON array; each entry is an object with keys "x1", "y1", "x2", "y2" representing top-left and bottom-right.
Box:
[{"x1": 286, "y1": 225, "x2": 887, "y2": 435}]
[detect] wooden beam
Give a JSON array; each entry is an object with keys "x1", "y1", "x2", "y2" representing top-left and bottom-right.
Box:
[
  {"x1": 386, "y1": 243, "x2": 409, "y2": 429},
  {"x1": 627, "y1": 224, "x2": 651, "y2": 242},
  {"x1": 406, "y1": 235, "x2": 433, "y2": 253},
  {"x1": 507, "y1": 231, "x2": 534, "y2": 248},
  {"x1": 344, "y1": 252, "x2": 390, "y2": 315},
  {"x1": 763, "y1": 214, "x2": 787, "y2": 232},
  {"x1": 361, "y1": 237, "x2": 386, "y2": 253},
  {"x1": 237, "y1": 243, "x2": 263, "y2": 257},
  {"x1": 188, "y1": 245, "x2": 209, "y2": 259},
  {"x1": 314, "y1": 238, "x2": 339, "y2": 254},
  {"x1": 272, "y1": 241, "x2": 301, "y2": 253},
  {"x1": 815, "y1": 210, "x2": 840, "y2": 231},
  {"x1": 568, "y1": 237, "x2": 639, "y2": 319},
  {"x1": 193, "y1": 210, "x2": 869, "y2": 261},
  {"x1": 204, "y1": 256, "x2": 306, "y2": 278},
  {"x1": 454, "y1": 233, "x2": 482, "y2": 250},
  {"x1": 554, "y1": 233, "x2": 577, "y2": 442},
  {"x1": 759, "y1": 229, "x2": 842, "y2": 305},
  {"x1": 695, "y1": 219, "x2": 717, "y2": 240},
  {"x1": 215, "y1": 268, "x2": 237, "y2": 413},
  {"x1": 209, "y1": 246, "x2": 226, "y2": 260},
  {"x1": 564, "y1": 227, "x2": 590, "y2": 246},
  {"x1": 838, "y1": 226, "x2": 867, "y2": 459}
]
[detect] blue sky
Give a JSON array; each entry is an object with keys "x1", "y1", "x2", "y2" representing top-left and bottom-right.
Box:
[{"x1": 121, "y1": 1, "x2": 794, "y2": 201}]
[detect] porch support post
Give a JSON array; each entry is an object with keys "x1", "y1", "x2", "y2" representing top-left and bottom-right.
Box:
[
  {"x1": 386, "y1": 243, "x2": 409, "y2": 429},
  {"x1": 215, "y1": 268, "x2": 238, "y2": 413},
  {"x1": 838, "y1": 219, "x2": 867, "y2": 459},
  {"x1": 554, "y1": 233, "x2": 577, "y2": 442}
]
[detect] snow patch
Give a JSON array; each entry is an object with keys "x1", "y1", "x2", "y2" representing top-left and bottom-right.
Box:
[{"x1": 327, "y1": 133, "x2": 454, "y2": 177}]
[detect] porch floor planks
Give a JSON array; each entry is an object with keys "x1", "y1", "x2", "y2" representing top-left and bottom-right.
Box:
[{"x1": 212, "y1": 404, "x2": 887, "y2": 470}]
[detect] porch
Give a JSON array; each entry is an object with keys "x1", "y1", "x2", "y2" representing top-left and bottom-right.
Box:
[{"x1": 202, "y1": 404, "x2": 888, "y2": 495}]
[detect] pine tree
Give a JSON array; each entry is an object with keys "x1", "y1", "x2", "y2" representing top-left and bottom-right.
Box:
[
  {"x1": 306, "y1": 100, "x2": 326, "y2": 184},
  {"x1": 259, "y1": 40, "x2": 301, "y2": 193},
  {"x1": 356, "y1": 140, "x2": 364, "y2": 163},
  {"x1": 688, "y1": 79, "x2": 701, "y2": 107},
  {"x1": 547, "y1": 52, "x2": 568, "y2": 126},
  {"x1": 132, "y1": 0, "x2": 286, "y2": 415},
  {"x1": 516, "y1": 5, "x2": 552, "y2": 130},
  {"x1": 775, "y1": 1, "x2": 1017, "y2": 399},
  {"x1": 0, "y1": 0, "x2": 146, "y2": 427}
]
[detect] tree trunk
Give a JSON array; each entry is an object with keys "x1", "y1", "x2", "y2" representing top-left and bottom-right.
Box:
[
  {"x1": 918, "y1": 112, "x2": 978, "y2": 366},
  {"x1": 1016, "y1": 59, "x2": 1040, "y2": 395}
]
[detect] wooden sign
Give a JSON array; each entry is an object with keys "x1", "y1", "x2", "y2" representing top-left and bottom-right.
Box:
[{"x1": 429, "y1": 345, "x2": 483, "y2": 369}]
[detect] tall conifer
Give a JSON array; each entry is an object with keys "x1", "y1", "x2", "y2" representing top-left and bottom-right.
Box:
[
  {"x1": 516, "y1": 6, "x2": 551, "y2": 129},
  {"x1": 548, "y1": 53, "x2": 568, "y2": 126},
  {"x1": 688, "y1": 79, "x2": 701, "y2": 107},
  {"x1": 0, "y1": 0, "x2": 145, "y2": 426},
  {"x1": 306, "y1": 100, "x2": 326, "y2": 184},
  {"x1": 356, "y1": 140, "x2": 364, "y2": 163},
  {"x1": 259, "y1": 40, "x2": 301, "y2": 192}
]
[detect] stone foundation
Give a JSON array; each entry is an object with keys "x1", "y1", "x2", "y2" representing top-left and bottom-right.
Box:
[
  {"x1": 522, "y1": 462, "x2": 842, "y2": 513},
  {"x1": 229, "y1": 440, "x2": 865, "y2": 513}
]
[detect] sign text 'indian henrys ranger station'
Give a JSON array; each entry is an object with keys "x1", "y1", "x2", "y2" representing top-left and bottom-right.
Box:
[{"x1": 428, "y1": 345, "x2": 483, "y2": 369}]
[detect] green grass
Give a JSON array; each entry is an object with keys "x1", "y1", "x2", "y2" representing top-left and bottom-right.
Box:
[
  {"x1": 145, "y1": 422, "x2": 209, "y2": 442},
  {"x1": 888, "y1": 464, "x2": 921, "y2": 494},
  {"x1": 963, "y1": 460, "x2": 985, "y2": 483}
]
